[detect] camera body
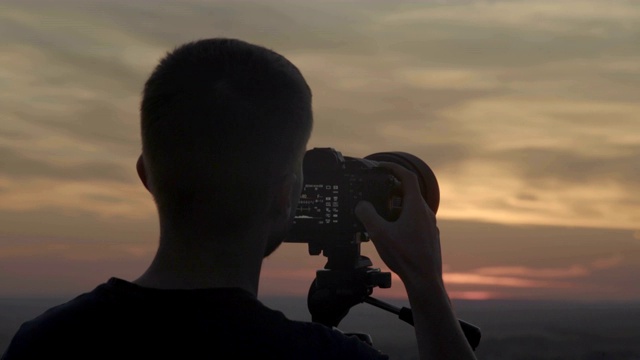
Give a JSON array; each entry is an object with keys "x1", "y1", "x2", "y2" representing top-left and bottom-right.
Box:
[{"x1": 286, "y1": 148, "x2": 402, "y2": 255}]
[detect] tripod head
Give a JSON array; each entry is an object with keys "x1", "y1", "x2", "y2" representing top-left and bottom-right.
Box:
[
  {"x1": 306, "y1": 235, "x2": 482, "y2": 351},
  {"x1": 307, "y1": 240, "x2": 390, "y2": 328}
]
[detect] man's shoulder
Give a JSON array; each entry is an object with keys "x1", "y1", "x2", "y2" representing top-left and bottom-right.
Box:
[
  {"x1": 26, "y1": 283, "x2": 110, "y2": 326},
  {"x1": 2, "y1": 281, "x2": 114, "y2": 359},
  {"x1": 2, "y1": 280, "x2": 389, "y2": 359}
]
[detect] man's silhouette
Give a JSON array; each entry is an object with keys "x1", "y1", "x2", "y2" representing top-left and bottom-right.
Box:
[{"x1": 2, "y1": 38, "x2": 476, "y2": 360}]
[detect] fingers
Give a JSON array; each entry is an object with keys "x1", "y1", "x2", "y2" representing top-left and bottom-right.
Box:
[
  {"x1": 376, "y1": 161, "x2": 423, "y2": 207},
  {"x1": 355, "y1": 201, "x2": 386, "y2": 236},
  {"x1": 355, "y1": 161, "x2": 430, "y2": 241}
]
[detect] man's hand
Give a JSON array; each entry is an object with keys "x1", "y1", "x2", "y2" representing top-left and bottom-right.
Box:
[
  {"x1": 355, "y1": 161, "x2": 442, "y2": 286},
  {"x1": 355, "y1": 161, "x2": 477, "y2": 360}
]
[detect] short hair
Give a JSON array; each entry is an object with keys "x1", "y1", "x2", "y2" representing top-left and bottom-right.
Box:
[{"x1": 140, "y1": 38, "x2": 313, "y2": 235}]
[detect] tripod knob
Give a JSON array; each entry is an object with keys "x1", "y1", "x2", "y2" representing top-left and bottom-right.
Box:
[{"x1": 367, "y1": 268, "x2": 392, "y2": 289}]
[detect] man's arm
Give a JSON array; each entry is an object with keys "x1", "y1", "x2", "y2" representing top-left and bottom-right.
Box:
[{"x1": 355, "y1": 162, "x2": 477, "y2": 360}]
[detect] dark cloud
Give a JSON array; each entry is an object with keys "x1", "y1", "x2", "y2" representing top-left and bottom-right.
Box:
[
  {"x1": 435, "y1": 219, "x2": 640, "y2": 271},
  {"x1": 385, "y1": 25, "x2": 639, "y2": 69},
  {"x1": 374, "y1": 2, "x2": 640, "y2": 68},
  {"x1": 488, "y1": 146, "x2": 640, "y2": 189}
]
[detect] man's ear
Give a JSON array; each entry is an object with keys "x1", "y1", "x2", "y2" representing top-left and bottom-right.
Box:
[
  {"x1": 271, "y1": 173, "x2": 297, "y2": 221},
  {"x1": 136, "y1": 154, "x2": 151, "y2": 192}
]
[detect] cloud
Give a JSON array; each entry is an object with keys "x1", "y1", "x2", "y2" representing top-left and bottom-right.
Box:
[
  {"x1": 427, "y1": 220, "x2": 640, "y2": 301},
  {"x1": 437, "y1": 219, "x2": 640, "y2": 268},
  {"x1": 394, "y1": 67, "x2": 502, "y2": 91},
  {"x1": 590, "y1": 253, "x2": 624, "y2": 270},
  {"x1": 444, "y1": 272, "x2": 572, "y2": 288},
  {"x1": 432, "y1": 97, "x2": 640, "y2": 229},
  {"x1": 380, "y1": 1, "x2": 640, "y2": 38},
  {"x1": 489, "y1": 146, "x2": 640, "y2": 188},
  {"x1": 0, "y1": 207, "x2": 157, "y2": 245},
  {"x1": 0, "y1": 238, "x2": 154, "y2": 261},
  {"x1": 0, "y1": 145, "x2": 131, "y2": 183},
  {"x1": 475, "y1": 265, "x2": 590, "y2": 279},
  {"x1": 446, "y1": 291, "x2": 498, "y2": 300},
  {"x1": 0, "y1": 177, "x2": 154, "y2": 219}
]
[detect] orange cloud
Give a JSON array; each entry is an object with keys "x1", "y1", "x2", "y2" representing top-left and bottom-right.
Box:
[
  {"x1": 442, "y1": 254, "x2": 627, "y2": 296},
  {"x1": 447, "y1": 291, "x2": 500, "y2": 300},
  {"x1": 443, "y1": 273, "x2": 572, "y2": 288},
  {"x1": 475, "y1": 265, "x2": 589, "y2": 278}
]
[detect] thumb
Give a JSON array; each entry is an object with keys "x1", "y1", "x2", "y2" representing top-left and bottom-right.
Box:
[{"x1": 355, "y1": 201, "x2": 386, "y2": 235}]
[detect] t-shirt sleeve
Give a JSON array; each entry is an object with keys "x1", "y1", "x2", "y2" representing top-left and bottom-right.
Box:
[
  {"x1": 286, "y1": 321, "x2": 391, "y2": 360},
  {"x1": 1, "y1": 321, "x2": 43, "y2": 360}
]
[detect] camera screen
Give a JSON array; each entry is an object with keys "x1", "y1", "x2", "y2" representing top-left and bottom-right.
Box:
[{"x1": 294, "y1": 183, "x2": 341, "y2": 226}]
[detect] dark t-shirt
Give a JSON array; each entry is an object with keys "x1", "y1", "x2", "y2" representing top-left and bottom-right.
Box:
[{"x1": 2, "y1": 278, "x2": 389, "y2": 359}]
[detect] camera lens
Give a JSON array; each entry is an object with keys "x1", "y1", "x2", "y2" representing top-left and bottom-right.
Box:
[{"x1": 364, "y1": 152, "x2": 440, "y2": 214}]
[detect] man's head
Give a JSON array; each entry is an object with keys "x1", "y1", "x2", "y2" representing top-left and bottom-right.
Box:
[{"x1": 138, "y1": 38, "x2": 312, "y2": 247}]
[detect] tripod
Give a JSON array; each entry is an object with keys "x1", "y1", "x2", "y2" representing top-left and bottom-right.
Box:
[{"x1": 306, "y1": 239, "x2": 482, "y2": 350}]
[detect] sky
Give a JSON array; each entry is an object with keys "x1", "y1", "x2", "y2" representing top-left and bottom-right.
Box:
[{"x1": 0, "y1": 0, "x2": 639, "y2": 302}]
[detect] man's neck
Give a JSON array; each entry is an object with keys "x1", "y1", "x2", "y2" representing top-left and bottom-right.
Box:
[{"x1": 133, "y1": 226, "x2": 268, "y2": 297}]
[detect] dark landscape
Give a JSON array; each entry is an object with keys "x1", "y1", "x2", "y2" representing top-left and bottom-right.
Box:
[{"x1": 2, "y1": 297, "x2": 639, "y2": 360}]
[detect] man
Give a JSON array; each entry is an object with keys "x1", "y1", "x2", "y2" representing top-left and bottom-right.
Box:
[{"x1": 2, "y1": 38, "x2": 476, "y2": 359}]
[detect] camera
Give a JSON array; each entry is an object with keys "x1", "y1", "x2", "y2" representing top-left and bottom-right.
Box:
[
  {"x1": 286, "y1": 147, "x2": 440, "y2": 257},
  {"x1": 285, "y1": 147, "x2": 406, "y2": 321},
  {"x1": 285, "y1": 148, "x2": 481, "y2": 350}
]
